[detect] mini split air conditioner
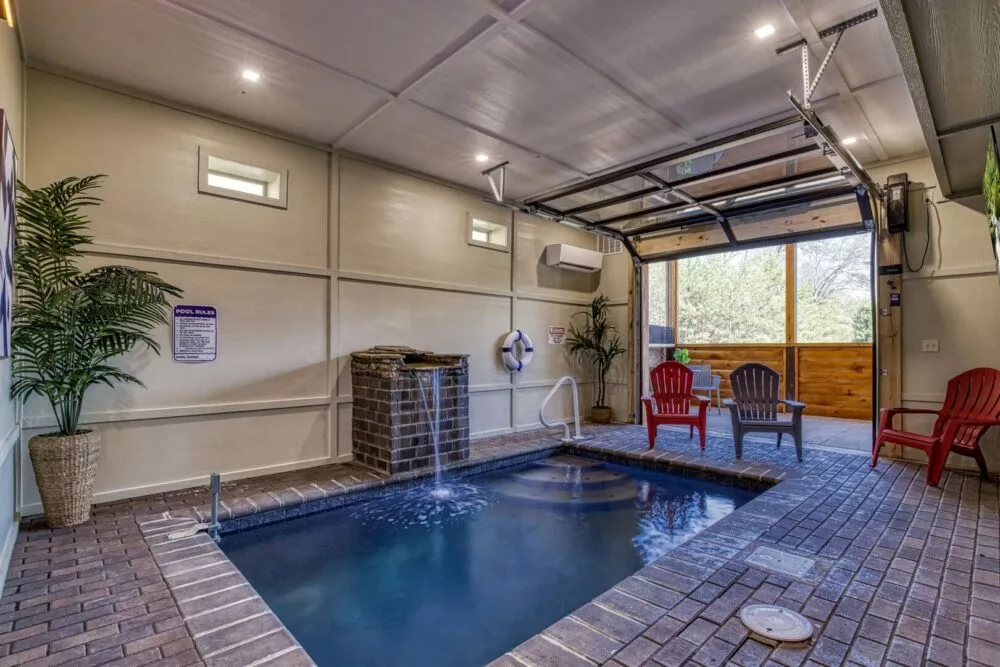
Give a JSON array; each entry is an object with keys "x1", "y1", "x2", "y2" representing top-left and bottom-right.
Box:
[{"x1": 544, "y1": 244, "x2": 603, "y2": 273}]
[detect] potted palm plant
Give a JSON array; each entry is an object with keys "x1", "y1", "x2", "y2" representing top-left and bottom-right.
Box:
[
  {"x1": 985, "y1": 137, "x2": 1000, "y2": 284},
  {"x1": 12, "y1": 176, "x2": 182, "y2": 527},
  {"x1": 567, "y1": 295, "x2": 627, "y2": 423}
]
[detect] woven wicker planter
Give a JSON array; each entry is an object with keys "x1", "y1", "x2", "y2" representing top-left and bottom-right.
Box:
[{"x1": 29, "y1": 431, "x2": 102, "y2": 527}]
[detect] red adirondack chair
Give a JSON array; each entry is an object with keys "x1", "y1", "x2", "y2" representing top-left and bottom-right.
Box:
[
  {"x1": 872, "y1": 367, "x2": 1000, "y2": 486},
  {"x1": 643, "y1": 361, "x2": 709, "y2": 450}
]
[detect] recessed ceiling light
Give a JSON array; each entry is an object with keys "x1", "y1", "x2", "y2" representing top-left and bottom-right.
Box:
[
  {"x1": 841, "y1": 136, "x2": 858, "y2": 146},
  {"x1": 242, "y1": 69, "x2": 261, "y2": 82},
  {"x1": 475, "y1": 153, "x2": 490, "y2": 163},
  {"x1": 755, "y1": 24, "x2": 776, "y2": 39}
]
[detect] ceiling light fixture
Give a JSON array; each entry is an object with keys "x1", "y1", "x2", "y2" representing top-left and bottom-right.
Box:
[
  {"x1": 841, "y1": 136, "x2": 858, "y2": 146},
  {"x1": 475, "y1": 153, "x2": 489, "y2": 163},
  {"x1": 242, "y1": 69, "x2": 261, "y2": 82},
  {"x1": 2, "y1": 0, "x2": 13, "y2": 28},
  {"x1": 754, "y1": 24, "x2": 776, "y2": 39}
]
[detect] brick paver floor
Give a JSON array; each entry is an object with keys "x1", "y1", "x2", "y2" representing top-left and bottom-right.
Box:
[{"x1": 1, "y1": 425, "x2": 997, "y2": 666}]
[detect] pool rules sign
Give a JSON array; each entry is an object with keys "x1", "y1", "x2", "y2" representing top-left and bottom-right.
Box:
[{"x1": 172, "y1": 305, "x2": 217, "y2": 363}]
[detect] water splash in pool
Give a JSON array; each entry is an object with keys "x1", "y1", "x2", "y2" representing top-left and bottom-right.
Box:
[
  {"x1": 351, "y1": 483, "x2": 491, "y2": 529},
  {"x1": 413, "y1": 368, "x2": 443, "y2": 486}
]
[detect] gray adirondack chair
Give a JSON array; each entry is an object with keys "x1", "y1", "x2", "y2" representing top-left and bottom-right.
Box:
[
  {"x1": 688, "y1": 364, "x2": 722, "y2": 414},
  {"x1": 724, "y1": 363, "x2": 806, "y2": 461}
]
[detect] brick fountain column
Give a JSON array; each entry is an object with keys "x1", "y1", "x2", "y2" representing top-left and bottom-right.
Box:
[{"x1": 350, "y1": 346, "x2": 470, "y2": 475}]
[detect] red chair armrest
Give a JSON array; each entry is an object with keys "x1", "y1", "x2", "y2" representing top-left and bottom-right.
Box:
[
  {"x1": 940, "y1": 418, "x2": 1000, "y2": 447},
  {"x1": 692, "y1": 395, "x2": 710, "y2": 403},
  {"x1": 878, "y1": 407, "x2": 941, "y2": 434}
]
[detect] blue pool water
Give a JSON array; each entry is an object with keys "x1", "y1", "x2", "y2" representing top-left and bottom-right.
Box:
[{"x1": 222, "y1": 455, "x2": 757, "y2": 667}]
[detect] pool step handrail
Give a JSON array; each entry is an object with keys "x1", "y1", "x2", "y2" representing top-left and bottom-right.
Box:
[
  {"x1": 208, "y1": 472, "x2": 221, "y2": 543},
  {"x1": 539, "y1": 375, "x2": 586, "y2": 442}
]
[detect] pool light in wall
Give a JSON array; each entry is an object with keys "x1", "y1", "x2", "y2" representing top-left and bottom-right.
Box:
[
  {"x1": 242, "y1": 69, "x2": 261, "y2": 82},
  {"x1": 754, "y1": 24, "x2": 776, "y2": 39}
]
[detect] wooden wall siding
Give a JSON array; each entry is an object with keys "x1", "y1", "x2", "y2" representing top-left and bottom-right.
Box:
[
  {"x1": 681, "y1": 343, "x2": 872, "y2": 420},
  {"x1": 685, "y1": 344, "x2": 787, "y2": 400},
  {"x1": 796, "y1": 344, "x2": 873, "y2": 420}
]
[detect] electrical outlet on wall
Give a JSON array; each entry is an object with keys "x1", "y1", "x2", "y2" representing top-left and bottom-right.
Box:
[{"x1": 921, "y1": 339, "x2": 939, "y2": 352}]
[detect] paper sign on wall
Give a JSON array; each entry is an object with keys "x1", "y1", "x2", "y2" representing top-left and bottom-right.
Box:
[
  {"x1": 173, "y1": 305, "x2": 217, "y2": 363},
  {"x1": 548, "y1": 326, "x2": 566, "y2": 345}
]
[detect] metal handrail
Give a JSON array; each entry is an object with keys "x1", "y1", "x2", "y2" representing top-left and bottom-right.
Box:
[{"x1": 539, "y1": 375, "x2": 585, "y2": 442}]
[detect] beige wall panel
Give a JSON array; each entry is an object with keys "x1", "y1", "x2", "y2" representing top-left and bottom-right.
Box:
[
  {"x1": 26, "y1": 71, "x2": 329, "y2": 268},
  {"x1": 337, "y1": 403, "x2": 353, "y2": 459},
  {"x1": 516, "y1": 384, "x2": 582, "y2": 430},
  {"x1": 1, "y1": 24, "x2": 23, "y2": 571},
  {"x1": 604, "y1": 383, "x2": 631, "y2": 422},
  {"x1": 21, "y1": 407, "x2": 329, "y2": 513},
  {"x1": 337, "y1": 280, "x2": 511, "y2": 394},
  {"x1": 514, "y1": 299, "x2": 585, "y2": 382},
  {"x1": 598, "y1": 250, "x2": 632, "y2": 302},
  {"x1": 24, "y1": 257, "x2": 328, "y2": 423},
  {"x1": 470, "y1": 391, "x2": 511, "y2": 436},
  {"x1": 514, "y1": 212, "x2": 598, "y2": 299},
  {"x1": 339, "y1": 159, "x2": 510, "y2": 290},
  {"x1": 867, "y1": 156, "x2": 1000, "y2": 471}
]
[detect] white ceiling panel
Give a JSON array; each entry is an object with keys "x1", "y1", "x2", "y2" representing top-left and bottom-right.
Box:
[
  {"x1": 18, "y1": 0, "x2": 383, "y2": 144},
  {"x1": 165, "y1": 0, "x2": 492, "y2": 92},
  {"x1": 16, "y1": 0, "x2": 928, "y2": 200},
  {"x1": 813, "y1": 19, "x2": 902, "y2": 91},
  {"x1": 522, "y1": 0, "x2": 805, "y2": 140},
  {"x1": 853, "y1": 77, "x2": 928, "y2": 158},
  {"x1": 410, "y1": 23, "x2": 687, "y2": 174},
  {"x1": 339, "y1": 102, "x2": 581, "y2": 198}
]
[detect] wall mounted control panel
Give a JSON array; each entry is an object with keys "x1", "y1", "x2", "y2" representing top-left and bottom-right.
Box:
[{"x1": 887, "y1": 173, "x2": 909, "y2": 234}]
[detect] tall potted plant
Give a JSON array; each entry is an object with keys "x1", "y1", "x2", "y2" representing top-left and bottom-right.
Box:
[
  {"x1": 985, "y1": 137, "x2": 1000, "y2": 284},
  {"x1": 12, "y1": 176, "x2": 182, "y2": 527},
  {"x1": 567, "y1": 295, "x2": 627, "y2": 423}
]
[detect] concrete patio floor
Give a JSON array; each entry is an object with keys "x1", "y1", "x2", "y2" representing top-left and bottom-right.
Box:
[
  {"x1": 672, "y1": 413, "x2": 875, "y2": 454},
  {"x1": 1, "y1": 425, "x2": 996, "y2": 667}
]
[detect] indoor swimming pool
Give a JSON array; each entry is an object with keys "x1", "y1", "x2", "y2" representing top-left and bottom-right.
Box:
[{"x1": 222, "y1": 455, "x2": 758, "y2": 666}]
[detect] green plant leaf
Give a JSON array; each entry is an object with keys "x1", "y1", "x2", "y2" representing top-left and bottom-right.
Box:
[{"x1": 11, "y1": 176, "x2": 184, "y2": 435}]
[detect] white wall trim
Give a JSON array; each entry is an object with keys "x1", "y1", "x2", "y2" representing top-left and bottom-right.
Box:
[
  {"x1": 81, "y1": 246, "x2": 619, "y2": 310},
  {"x1": 335, "y1": 378, "x2": 598, "y2": 404},
  {"x1": 337, "y1": 270, "x2": 513, "y2": 299},
  {"x1": 86, "y1": 243, "x2": 332, "y2": 278},
  {"x1": 0, "y1": 519, "x2": 17, "y2": 592},
  {"x1": 901, "y1": 393, "x2": 945, "y2": 404},
  {"x1": 516, "y1": 293, "x2": 629, "y2": 307},
  {"x1": 0, "y1": 424, "x2": 19, "y2": 468},
  {"x1": 20, "y1": 453, "x2": 354, "y2": 517},
  {"x1": 27, "y1": 64, "x2": 334, "y2": 153},
  {"x1": 902, "y1": 265, "x2": 997, "y2": 281},
  {"x1": 22, "y1": 396, "x2": 331, "y2": 429}
]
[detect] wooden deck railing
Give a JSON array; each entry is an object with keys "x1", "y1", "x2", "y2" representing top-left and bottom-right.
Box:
[{"x1": 650, "y1": 343, "x2": 873, "y2": 421}]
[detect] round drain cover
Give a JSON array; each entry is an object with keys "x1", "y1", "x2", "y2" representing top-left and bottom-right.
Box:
[{"x1": 739, "y1": 604, "x2": 813, "y2": 642}]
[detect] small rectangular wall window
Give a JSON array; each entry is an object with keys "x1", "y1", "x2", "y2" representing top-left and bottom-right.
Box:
[
  {"x1": 467, "y1": 215, "x2": 509, "y2": 252},
  {"x1": 198, "y1": 147, "x2": 287, "y2": 209}
]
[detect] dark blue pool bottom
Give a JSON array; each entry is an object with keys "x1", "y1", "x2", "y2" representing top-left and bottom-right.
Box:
[{"x1": 222, "y1": 455, "x2": 759, "y2": 667}]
